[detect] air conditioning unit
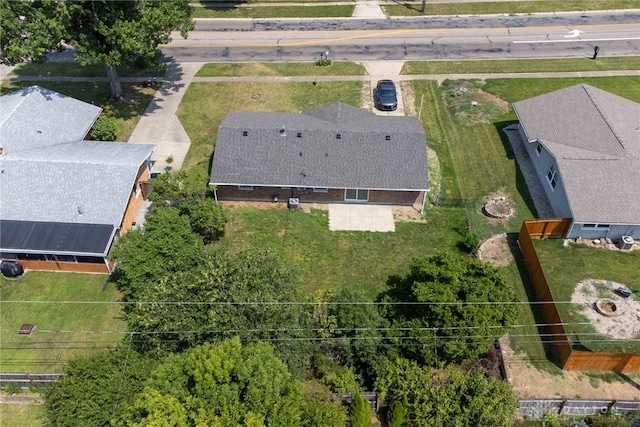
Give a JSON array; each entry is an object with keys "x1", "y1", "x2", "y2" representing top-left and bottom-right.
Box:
[
  {"x1": 287, "y1": 198, "x2": 300, "y2": 210},
  {"x1": 618, "y1": 236, "x2": 634, "y2": 250}
]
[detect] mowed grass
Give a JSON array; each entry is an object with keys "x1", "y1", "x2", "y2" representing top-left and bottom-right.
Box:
[
  {"x1": 196, "y1": 62, "x2": 367, "y2": 77},
  {"x1": 192, "y1": 5, "x2": 354, "y2": 18},
  {"x1": 178, "y1": 80, "x2": 363, "y2": 175},
  {"x1": 382, "y1": 0, "x2": 639, "y2": 16},
  {"x1": 219, "y1": 207, "x2": 467, "y2": 298},
  {"x1": 0, "y1": 273, "x2": 126, "y2": 372},
  {"x1": 0, "y1": 403, "x2": 43, "y2": 427},
  {"x1": 403, "y1": 57, "x2": 640, "y2": 74},
  {"x1": 11, "y1": 61, "x2": 165, "y2": 78},
  {"x1": 533, "y1": 240, "x2": 640, "y2": 354},
  {"x1": 0, "y1": 81, "x2": 157, "y2": 141}
]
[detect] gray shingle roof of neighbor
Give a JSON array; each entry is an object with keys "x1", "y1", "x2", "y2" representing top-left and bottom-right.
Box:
[
  {"x1": 0, "y1": 141, "x2": 155, "y2": 227},
  {"x1": 0, "y1": 85, "x2": 102, "y2": 153},
  {"x1": 210, "y1": 102, "x2": 429, "y2": 191},
  {"x1": 513, "y1": 84, "x2": 640, "y2": 224}
]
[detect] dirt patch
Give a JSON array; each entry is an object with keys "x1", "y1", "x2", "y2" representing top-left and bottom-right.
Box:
[
  {"x1": 570, "y1": 238, "x2": 639, "y2": 252},
  {"x1": 572, "y1": 280, "x2": 640, "y2": 340},
  {"x1": 392, "y1": 205, "x2": 425, "y2": 222},
  {"x1": 501, "y1": 337, "x2": 640, "y2": 399},
  {"x1": 442, "y1": 80, "x2": 510, "y2": 126},
  {"x1": 477, "y1": 233, "x2": 513, "y2": 267}
]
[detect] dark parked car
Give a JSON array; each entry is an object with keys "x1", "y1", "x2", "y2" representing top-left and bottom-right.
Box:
[
  {"x1": 615, "y1": 287, "x2": 632, "y2": 299},
  {"x1": 375, "y1": 79, "x2": 397, "y2": 111},
  {"x1": 0, "y1": 260, "x2": 24, "y2": 279}
]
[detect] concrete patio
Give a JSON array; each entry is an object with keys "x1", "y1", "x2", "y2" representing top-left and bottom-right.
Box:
[{"x1": 328, "y1": 204, "x2": 395, "y2": 232}]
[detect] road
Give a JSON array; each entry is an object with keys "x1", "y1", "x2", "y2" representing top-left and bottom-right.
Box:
[{"x1": 162, "y1": 21, "x2": 640, "y2": 62}]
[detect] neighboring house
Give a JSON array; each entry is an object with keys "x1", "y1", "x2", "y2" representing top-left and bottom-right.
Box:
[
  {"x1": 209, "y1": 102, "x2": 429, "y2": 212},
  {"x1": 513, "y1": 84, "x2": 640, "y2": 240},
  {"x1": 0, "y1": 85, "x2": 155, "y2": 273}
]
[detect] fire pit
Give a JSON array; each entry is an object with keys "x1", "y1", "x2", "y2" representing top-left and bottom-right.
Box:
[
  {"x1": 594, "y1": 299, "x2": 623, "y2": 317},
  {"x1": 483, "y1": 197, "x2": 514, "y2": 219}
]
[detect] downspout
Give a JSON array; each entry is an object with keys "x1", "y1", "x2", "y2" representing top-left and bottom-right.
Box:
[
  {"x1": 421, "y1": 190, "x2": 427, "y2": 216},
  {"x1": 213, "y1": 185, "x2": 218, "y2": 202}
]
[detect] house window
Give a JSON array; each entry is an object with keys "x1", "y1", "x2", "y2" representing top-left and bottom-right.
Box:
[
  {"x1": 582, "y1": 224, "x2": 610, "y2": 230},
  {"x1": 238, "y1": 185, "x2": 253, "y2": 191},
  {"x1": 345, "y1": 189, "x2": 369, "y2": 201},
  {"x1": 535, "y1": 143, "x2": 542, "y2": 156},
  {"x1": 313, "y1": 187, "x2": 328, "y2": 193},
  {"x1": 546, "y1": 164, "x2": 557, "y2": 190}
]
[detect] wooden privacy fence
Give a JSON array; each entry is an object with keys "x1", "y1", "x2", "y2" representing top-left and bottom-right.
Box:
[{"x1": 518, "y1": 219, "x2": 640, "y2": 373}]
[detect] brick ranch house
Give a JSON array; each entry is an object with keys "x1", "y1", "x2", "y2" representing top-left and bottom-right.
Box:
[
  {"x1": 0, "y1": 85, "x2": 155, "y2": 273},
  {"x1": 209, "y1": 102, "x2": 429, "y2": 212},
  {"x1": 513, "y1": 84, "x2": 640, "y2": 241}
]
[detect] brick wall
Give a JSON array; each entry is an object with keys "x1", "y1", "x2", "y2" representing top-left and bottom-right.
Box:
[
  {"x1": 215, "y1": 185, "x2": 424, "y2": 207},
  {"x1": 120, "y1": 164, "x2": 150, "y2": 234}
]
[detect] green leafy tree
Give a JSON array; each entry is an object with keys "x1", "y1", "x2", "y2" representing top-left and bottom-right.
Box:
[
  {"x1": 379, "y1": 252, "x2": 518, "y2": 364},
  {"x1": 375, "y1": 358, "x2": 517, "y2": 427},
  {"x1": 150, "y1": 170, "x2": 227, "y2": 243},
  {"x1": 43, "y1": 346, "x2": 152, "y2": 427},
  {"x1": 0, "y1": 0, "x2": 66, "y2": 65},
  {"x1": 300, "y1": 380, "x2": 347, "y2": 427},
  {"x1": 349, "y1": 393, "x2": 372, "y2": 427},
  {"x1": 120, "y1": 338, "x2": 306, "y2": 426},
  {"x1": 126, "y1": 248, "x2": 315, "y2": 371},
  {"x1": 111, "y1": 207, "x2": 206, "y2": 301},
  {"x1": 387, "y1": 398, "x2": 409, "y2": 427},
  {"x1": 64, "y1": 0, "x2": 193, "y2": 98}
]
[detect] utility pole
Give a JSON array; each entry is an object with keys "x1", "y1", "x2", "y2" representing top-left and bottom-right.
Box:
[{"x1": 421, "y1": 0, "x2": 426, "y2": 13}]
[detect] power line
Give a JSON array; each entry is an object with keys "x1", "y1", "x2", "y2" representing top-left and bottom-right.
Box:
[{"x1": 0, "y1": 299, "x2": 602, "y2": 305}]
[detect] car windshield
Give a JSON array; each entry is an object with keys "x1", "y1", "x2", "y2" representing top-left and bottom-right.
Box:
[{"x1": 380, "y1": 88, "x2": 395, "y2": 96}]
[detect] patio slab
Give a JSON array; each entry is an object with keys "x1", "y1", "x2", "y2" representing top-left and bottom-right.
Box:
[{"x1": 328, "y1": 204, "x2": 395, "y2": 232}]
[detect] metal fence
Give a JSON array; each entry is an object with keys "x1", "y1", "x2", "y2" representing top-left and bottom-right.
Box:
[
  {"x1": 0, "y1": 373, "x2": 63, "y2": 389},
  {"x1": 518, "y1": 399, "x2": 640, "y2": 417}
]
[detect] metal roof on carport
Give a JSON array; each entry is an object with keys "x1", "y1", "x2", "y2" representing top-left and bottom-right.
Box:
[{"x1": 0, "y1": 220, "x2": 115, "y2": 257}]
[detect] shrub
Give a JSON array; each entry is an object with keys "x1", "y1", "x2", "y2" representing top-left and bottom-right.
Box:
[
  {"x1": 90, "y1": 115, "x2": 117, "y2": 141},
  {"x1": 349, "y1": 393, "x2": 372, "y2": 427},
  {"x1": 315, "y1": 58, "x2": 332, "y2": 67},
  {"x1": 387, "y1": 398, "x2": 408, "y2": 427}
]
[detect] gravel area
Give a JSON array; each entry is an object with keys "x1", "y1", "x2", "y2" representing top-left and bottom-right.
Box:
[{"x1": 502, "y1": 125, "x2": 554, "y2": 218}]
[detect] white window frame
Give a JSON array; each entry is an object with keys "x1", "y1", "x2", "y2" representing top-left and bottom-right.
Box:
[
  {"x1": 581, "y1": 223, "x2": 611, "y2": 230},
  {"x1": 238, "y1": 185, "x2": 254, "y2": 191},
  {"x1": 535, "y1": 143, "x2": 542, "y2": 156},
  {"x1": 313, "y1": 187, "x2": 328, "y2": 193},
  {"x1": 344, "y1": 188, "x2": 369, "y2": 202}
]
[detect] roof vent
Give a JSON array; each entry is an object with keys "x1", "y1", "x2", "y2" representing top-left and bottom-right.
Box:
[
  {"x1": 0, "y1": 146, "x2": 4, "y2": 155},
  {"x1": 297, "y1": 132, "x2": 302, "y2": 138},
  {"x1": 242, "y1": 131, "x2": 248, "y2": 137},
  {"x1": 280, "y1": 125, "x2": 286, "y2": 137},
  {"x1": 385, "y1": 135, "x2": 391, "y2": 141},
  {"x1": 336, "y1": 133, "x2": 342, "y2": 140}
]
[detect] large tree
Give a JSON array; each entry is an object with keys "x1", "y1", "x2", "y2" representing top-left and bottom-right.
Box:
[
  {"x1": 379, "y1": 252, "x2": 518, "y2": 365},
  {"x1": 65, "y1": 0, "x2": 193, "y2": 98},
  {"x1": 43, "y1": 346, "x2": 152, "y2": 427},
  {"x1": 119, "y1": 337, "x2": 346, "y2": 426},
  {"x1": 0, "y1": 0, "x2": 66, "y2": 65},
  {"x1": 0, "y1": 0, "x2": 193, "y2": 99},
  {"x1": 375, "y1": 358, "x2": 517, "y2": 427}
]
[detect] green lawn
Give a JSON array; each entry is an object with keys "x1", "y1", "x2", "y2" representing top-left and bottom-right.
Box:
[
  {"x1": 0, "y1": 403, "x2": 43, "y2": 427},
  {"x1": 178, "y1": 80, "x2": 363, "y2": 175},
  {"x1": 382, "y1": 0, "x2": 639, "y2": 16},
  {"x1": 192, "y1": 4, "x2": 354, "y2": 18},
  {"x1": 0, "y1": 272, "x2": 126, "y2": 372},
  {"x1": 11, "y1": 61, "x2": 165, "y2": 78},
  {"x1": 533, "y1": 240, "x2": 640, "y2": 354},
  {"x1": 196, "y1": 62, "x2": 367, "y2": 77},
  {"x1": 0, "y1": 81, "x2": 157, "y2": 141},
  {"x1": 402, "y1": 57, "x2": 640, "y2": 74},
  {"x1": 218, "y1": 207, "x2": 467, "y2": 298}
]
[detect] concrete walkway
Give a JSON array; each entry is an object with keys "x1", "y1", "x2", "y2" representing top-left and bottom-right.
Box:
[
  {"x1": 353, "y1": 0, "x2": 386, "y2": 19},
  {"x1": 128, "y1": 61, "x2": 201, "y2": 172}
]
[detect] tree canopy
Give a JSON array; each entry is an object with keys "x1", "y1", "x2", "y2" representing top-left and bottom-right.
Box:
[
  {"x1": 0, "y1": 0, "x2": 193, "y2": 98},
  {"x1": 119, "y1": 337, "x2": 346, "y2": 426},
  {"x1": 379, "y1": 252, "x2": 518, "y2": 365},
  {"x1": 376, "y1": 358, "x2": 517, "y2": 427}
]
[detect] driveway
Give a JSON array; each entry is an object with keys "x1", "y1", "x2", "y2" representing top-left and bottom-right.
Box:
[{"x1": 328, "y1": 204, "x2": 395, "y2": 232}]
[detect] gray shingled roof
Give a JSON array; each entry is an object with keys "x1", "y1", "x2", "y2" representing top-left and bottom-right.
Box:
[
  {"x1": 0, "y1": 85, "x2": 102, "y2": 153},
  {"x1": 513, "y1": 84, "x2": 640, "y2": 224},
  {"x1": 0, "y1": 141, "x2": 155, "y2": 227},
  {"x1": 210, "y1": 103, "x2": 428, "y2": 191}
]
